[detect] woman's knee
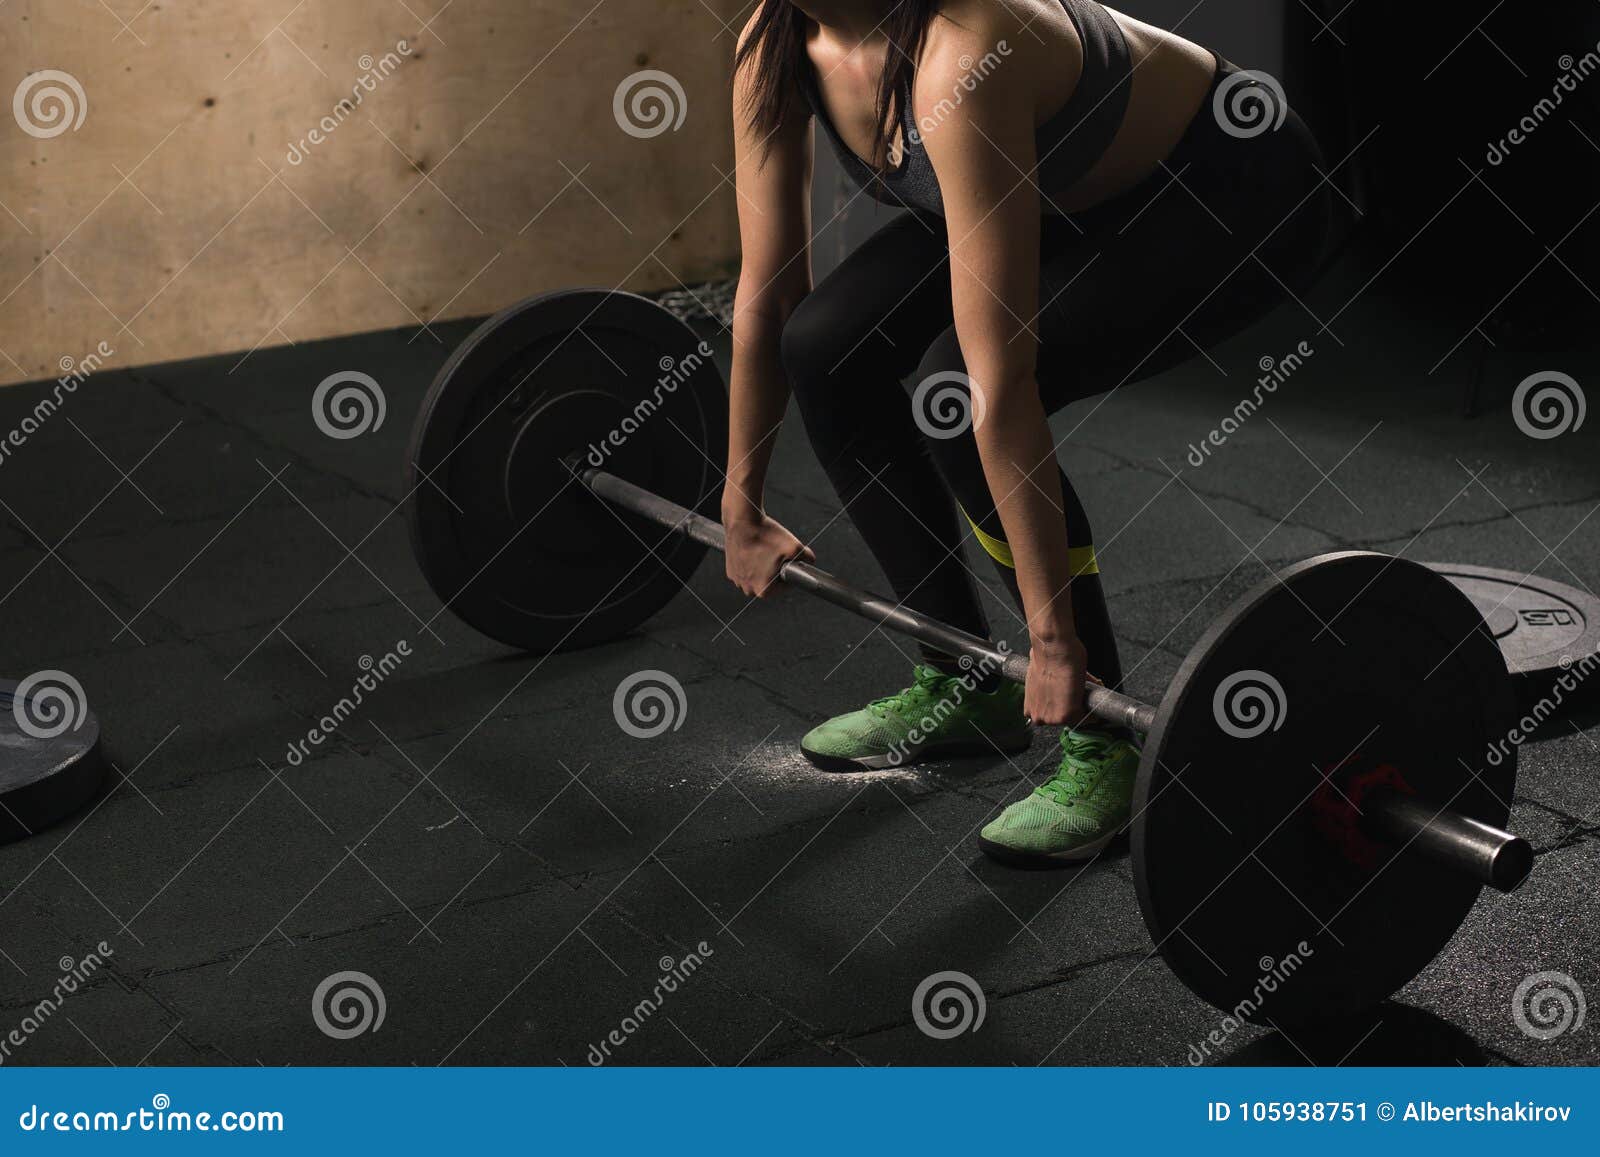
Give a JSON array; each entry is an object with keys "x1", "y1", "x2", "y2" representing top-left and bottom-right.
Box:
[
  {"x1": 911, "y1": 325, "x2": 965, "y2": 384},
  {"x1": 908, "y1": 327, "x2": 981, "y2": 440},
  {"x1": 907, "y1": 332, "x2": 993, "y2": 511}
]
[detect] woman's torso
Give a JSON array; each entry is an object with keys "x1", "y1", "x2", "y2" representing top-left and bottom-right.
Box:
[{"x1": 804, "y1": 0, "x2": 1217, "y2": 214}]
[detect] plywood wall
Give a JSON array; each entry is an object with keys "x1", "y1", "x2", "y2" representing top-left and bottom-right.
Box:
[{"x1": 0, "y1": 0, "x2": 744, "y2": 386}]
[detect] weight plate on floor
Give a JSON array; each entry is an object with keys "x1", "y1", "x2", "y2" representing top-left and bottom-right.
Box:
[
  {"x1": 1423, "y1": 561, "x2": 1600, "y2": 684},
  {"x1": 1132, "y1": 553, "x2": 1517, "y2": 1027},
  {"x1": 0, "y1": 677, "x2": 106, "y2": 844},
  {"x1": 405, "y1": 289, "x2": 727, "y2": 652}
]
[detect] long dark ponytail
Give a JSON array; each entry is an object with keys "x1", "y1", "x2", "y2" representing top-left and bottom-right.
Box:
[{"x1": 733, "y1": 0, "x2": 940, "y2": 172}]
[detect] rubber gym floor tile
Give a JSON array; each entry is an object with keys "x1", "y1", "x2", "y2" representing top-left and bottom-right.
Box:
[
  {"x1": 0, "y1": 414, "x2": 354, "y2": 544},
  {"x1": 425, "y1": 902, "x2": 810, "y2": 1067},
  {"x1": 0, "y1": 544, "x2": 150, "y2": 666},
  {"x1": 1051, "y1": 369, "x2": 1240, "y2": 463},
  {"x1": 1071, "y1": 466, "x2": 1343, "y2": 589},
  {"x1": 577, "y1": 791, "x2": 1152, "y2": 1037},
  {"x1": 1130, "y1": 391, "x2": 1589, "y2": 545},
  {"x1": 828, "y1": 964, "x2": 1511, "y2": 1067},
  {"x1": 0, "y1": 366, "x2": 193, "y2": 443},
  {"x1": 0, "y1": 976, "x2": 204, "y2": 1067},
  {"x1": 38, "y1": 636, "x2": 314, "y2": 791},
  {"x1": 0, "y1": 899, "x2": 88, "y2": 1007},
  {"x1": 1107, "y1": 565, "x2": 1313, "y2": 658},
  {"x1": 1186, "y1": 432, "x2": 1505, "y2": 546},
  {"x1": 1503, "y1": 726, "x2": 1600, "y2": 832},
  {"x1": 1399, "y1": 836, "x2": 1600, "y2": 1066},
  {"x1": 1057, "y1": 326, "x2": 1600, "y2": 541},
  {"x1": 327, "y1": 630, "x2": 725, "y2": 754},
  {"x1": 139, "y1": 317, "x2": 481, "y2": 424},
  {"x1": 136, "y1": 889, "x2": 805, "y2": 1066},
  {"x1": 1055, "y1": 351, "x2": 1355, "y2": 471},
  {"x1": 1374, "y1": 496, "x2": 1600, "y2": 594},
  {"x1": 802, "y1": 953, "x2": 1262, "y2": 1068},
  {"x1": 133, "y1": 899, "x2": 584, "y2": 1066},
  {"x1": 28, "y1": 751, "x2": 547, "y2": 977},
  {"x1": 1504, "y1": 798, "x2": 1597, "y2": 852},
  {"x1": 246, "y1": 404, "x2": 418, "y2": 504},
  {"x1": 1032, "y1": 433, "x2": 1130, "y2": 481},
  {"x1": 364, "y1": 674, "x2": 930, "y2": 879},
  {"x1": 61, "y1": 494, "x2": 426, "y2": 640},
  {"x1": 196, "y1": 602, "x2": 541, "y2": 742},
  {"x1": 0, "y1": 514, "x2": 29, "y2": 553}
]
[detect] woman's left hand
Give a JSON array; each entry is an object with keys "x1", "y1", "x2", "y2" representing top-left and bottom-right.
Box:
[{"x1": 1024, "y1": 635, "x2": 1091, "y2": 728}]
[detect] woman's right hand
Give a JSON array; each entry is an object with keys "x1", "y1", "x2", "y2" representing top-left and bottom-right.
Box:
[{"x1": 723, "y1": 509, "x2": 815, "y2": 598}]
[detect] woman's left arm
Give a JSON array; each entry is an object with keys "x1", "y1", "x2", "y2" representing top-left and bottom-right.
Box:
[{"x1": 917, "y1": 37, "x2": 1089, "y2": 726}]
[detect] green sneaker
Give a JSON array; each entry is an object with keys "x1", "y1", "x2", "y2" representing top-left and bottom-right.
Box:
[
  {"x1": 978, "y1": 728, "x2": 1140, "y2": 866},
  {"x1": 799, "y1": 663, "x2": 1030, "y2": 771}
]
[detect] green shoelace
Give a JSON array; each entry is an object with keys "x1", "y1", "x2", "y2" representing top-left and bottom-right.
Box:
[
  {"x1": 867, "y1": 665, "x2": 955, "y2": 719},
  {"x1": 1035, "y1": 730, "x2": 1117, "y2": 804}
]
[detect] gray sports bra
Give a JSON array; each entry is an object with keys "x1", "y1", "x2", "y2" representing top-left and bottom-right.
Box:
[{"x1": 800, "y1": 0, "x2": 1134, "y2": 215}]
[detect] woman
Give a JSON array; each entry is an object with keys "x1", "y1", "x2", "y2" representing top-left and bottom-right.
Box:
[{"x1": 722, "y1": 0, "x2": 1332, "y2": 865}]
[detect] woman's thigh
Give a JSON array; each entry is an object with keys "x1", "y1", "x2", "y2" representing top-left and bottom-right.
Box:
[{"x1": 781, "y1": 209, "x2": 955, "y2": 394}]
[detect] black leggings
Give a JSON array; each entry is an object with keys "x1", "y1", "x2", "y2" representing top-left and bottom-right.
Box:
[{"x1": 781, "y1": 62, "x2": 1334, "y2": 693}]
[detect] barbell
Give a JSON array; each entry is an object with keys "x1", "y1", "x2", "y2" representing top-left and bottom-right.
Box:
[{"x1": 405, "y1": 288, "x2": 1533, "y2": 1029}]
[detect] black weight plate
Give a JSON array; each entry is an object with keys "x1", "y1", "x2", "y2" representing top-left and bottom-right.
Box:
[
  {"x1": 0, "y1": 677, "x2": 106, "y2": 844},
  {"x1": 1132, "y1": 553, "x2": 1517, "y2": 1027},
  {"x1": 1424, "y1": 561, "x2": 1600, "y2": 684},
  {"x1": 406, "y1": 289, "x2": 727, "y2": 652}
]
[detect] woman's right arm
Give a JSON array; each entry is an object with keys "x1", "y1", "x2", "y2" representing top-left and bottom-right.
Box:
[{"x1": 722, "y1": 23, "x2": 817, "y2": 597}]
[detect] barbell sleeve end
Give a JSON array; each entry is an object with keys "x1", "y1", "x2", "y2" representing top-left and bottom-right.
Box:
[{"x1": 1364, "y1": 789, "x2": 1534, "y2": 893}]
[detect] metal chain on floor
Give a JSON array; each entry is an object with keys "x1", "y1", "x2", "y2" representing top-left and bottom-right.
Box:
[{"x1": 651, "y1": 279, "x2": 738, "y2": 329}]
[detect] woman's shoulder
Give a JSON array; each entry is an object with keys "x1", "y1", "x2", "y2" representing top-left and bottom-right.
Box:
[
  {"x1": 923, "y1": 0, "x2": 1031, "y2": 62},
  {"x1": 914, "y1": 0, "x2": 1081, "y2": 117},
  {"x1": 927, "y1": 0, "x2": 1082, "y2": 54}
]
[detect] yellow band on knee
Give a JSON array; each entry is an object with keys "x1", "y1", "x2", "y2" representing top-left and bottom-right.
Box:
[
  {"x1": 960, "y1": 507, "x2": 1100, "y2": 577},
  {"x1": 963, "y1": 509, "x2": 1015, "y2": 567}
]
